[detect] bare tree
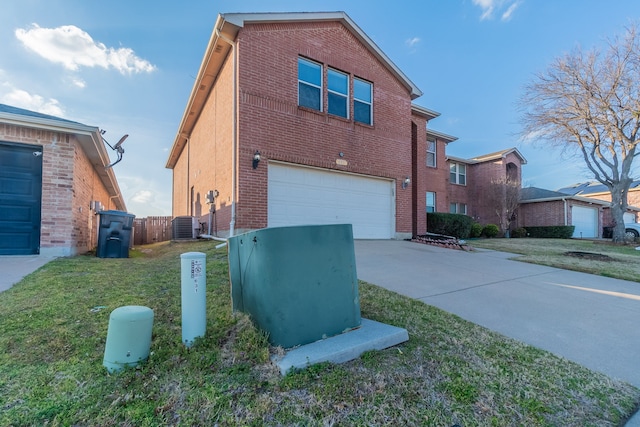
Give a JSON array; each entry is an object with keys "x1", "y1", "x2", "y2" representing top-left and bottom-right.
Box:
[
  {"x1": 519, "y1": 24, "x2": 640, "y2": 243},
  {"x1": 486, "y1": 178, "x2": 521, "y2": 236}
]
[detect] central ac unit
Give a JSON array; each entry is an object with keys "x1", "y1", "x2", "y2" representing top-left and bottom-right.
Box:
[{"x1": 172, "y1": 216, "x2": 198, "y2": 239}]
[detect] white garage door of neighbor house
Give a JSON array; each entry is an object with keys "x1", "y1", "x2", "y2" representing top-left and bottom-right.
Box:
[
  {"x1": 267, "y1": 163, "x2": 395, "y2": 239},
  {"x1": 623, "y1": 212, "x2": 636, "y2": 223},
  {"x1": 571, "y1": 206, "x2": 598, "y2": 238}
]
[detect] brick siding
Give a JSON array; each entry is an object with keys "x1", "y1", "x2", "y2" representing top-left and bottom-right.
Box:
[{"x1": 1, "y1": 124, "x2": 114, "y2": 255}]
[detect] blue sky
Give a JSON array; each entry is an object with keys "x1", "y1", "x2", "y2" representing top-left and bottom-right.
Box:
[{"x1": 2, "y1": 0, "x2": 640, "y2": 217}]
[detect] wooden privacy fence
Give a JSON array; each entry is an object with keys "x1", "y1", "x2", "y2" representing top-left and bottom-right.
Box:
[{"x1": 133, "y1": 216, "x2": 172, "y2": 245}]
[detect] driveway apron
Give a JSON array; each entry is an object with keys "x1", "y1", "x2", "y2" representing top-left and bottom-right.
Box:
[{"x1": 354, "y1": 239, "x2": 640, "y2": 389}]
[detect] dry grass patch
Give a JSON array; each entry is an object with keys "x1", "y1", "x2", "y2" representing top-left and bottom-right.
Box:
[{"x1": 470, "y1": 238, "x2": 640, "y2": 282}]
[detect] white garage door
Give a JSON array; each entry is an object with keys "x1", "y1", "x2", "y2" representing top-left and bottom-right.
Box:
[
  {"x1": 571, "y1": 206, "x2": 598, "y2": 238},
  {"x1": 267, "y1": 163, "x2": 395, "y2": 239},
  {"x1": 623, "y1": 212, "x2": 636, "y2": 224}
]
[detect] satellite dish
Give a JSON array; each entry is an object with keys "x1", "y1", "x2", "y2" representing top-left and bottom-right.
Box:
[
  {"x1": 103, "y1": 133, "x2": 130, "y2": 169},
  {"x1": 114, "y1": 134, "x2": 128, "y2": 150}
]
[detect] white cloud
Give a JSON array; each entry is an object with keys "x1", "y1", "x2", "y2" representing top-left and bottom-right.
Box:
[
  {"x1": 0, "y1": 88, "x2": 64, "y2": 116},
  {"x1": 15, "y1": 24, "x2": 156, "y2": 75},
  {"x1": 71, "y1": 77, "x2": 86, "y2": 88},
  {"x1": 131, "y1": 190, "x2": 154, "y2": 204},
  {"x1": 472, "y1": 0, "x2": 522, "y2": 21},
  {"x1": 501, "y1": 2, "x2": 521, "y2": 21},
  {"x1": 405, "y1": 37, "x2": 421, "y2": 48}
]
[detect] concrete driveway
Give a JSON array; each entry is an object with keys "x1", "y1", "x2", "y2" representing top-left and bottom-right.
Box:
[
  {"x1": 0, "y1": 255, "x2": 56, "y2": 293},
  {"x1": 354, "y1": 239, "x2": 640, "y2": 389}
]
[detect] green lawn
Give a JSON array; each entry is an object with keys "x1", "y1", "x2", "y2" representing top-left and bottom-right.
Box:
[{"x1": 0, "y1": 240, "x2": 638, "y2": 426}]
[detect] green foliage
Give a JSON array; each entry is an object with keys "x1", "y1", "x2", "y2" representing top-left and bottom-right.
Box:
[
  {"x1": 427, "y1": 213, "x2": 474, "y2": 238},
  {"x1": 525, "y1": 226, "x2": 575, "y2": 239},
  {"x1": 482, "y1": 224, "x2": 500, "y2": 238},
  {"x1": 470, "y1": 223, "x2": 484, "y2": 238},
  {"x1": 512, "y1": 227, "x2": 528, "y2": 238}
]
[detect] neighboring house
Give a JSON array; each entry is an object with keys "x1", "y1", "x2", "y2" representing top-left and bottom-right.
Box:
[
  {"x1": 0, "y1": 104, "x2": 126, "y2": 256},
  {"x1": 445, "y1": 148, "x2": 527, "y2": 225},
  {"x1": 558, "y1": 181, "x2": 640, "y2": 224},
  {"x1": 166, "y1": 12, "x2": 457, "y2": 239},
  {"x1": 516, "y1": 187, "x2": 639, "y2": 238}
]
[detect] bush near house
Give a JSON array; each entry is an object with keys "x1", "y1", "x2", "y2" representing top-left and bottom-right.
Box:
[
  {"x1": 482, "y1": 224, "x2": 500, "y2": 238},
  {"x1": 512, "y1": 227, "x2": 527, "y2": 238},
  {"x1": 427, "y1": 213, "x2": 474, "y2": 239},
  {"x1": 470, "y1": 222, "x2": 483, "y2": 238},
  {"x1": 525, "y1": 226, "x2": 575, "y2": 239}
]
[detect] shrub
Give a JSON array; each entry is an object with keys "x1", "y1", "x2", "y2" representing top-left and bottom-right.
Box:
[
  {"x1": 427, "y1": 213, "x2": 474, "y2": 239},
  {"x1": 482, "y1": 224, "x2": 499, "y2": 238},
  {"x1": 524, "y1": 226, "x2": 575, "y2": 239},
  {"x1": 470, "y1": 222, "x2": 483, "y2": 238},
  {"x1": 512, "y1": 227, "x2": 527, "y2": 238}
]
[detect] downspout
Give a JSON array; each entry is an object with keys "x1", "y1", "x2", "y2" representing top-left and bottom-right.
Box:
[
  {"x1": 216, "y1": 27, "x2": 238, "y2": 237},
  {"x1": 562, "y1": 197, "x2": 568, "y2": 225}
]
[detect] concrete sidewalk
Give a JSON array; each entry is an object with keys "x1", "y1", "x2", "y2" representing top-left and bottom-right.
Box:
[
  {"x1": 0, "y1": 255, "x2": 56, "y2": 292},
  {"x1": 354, "y1": 240, "x2": 640, "y2": 388}
]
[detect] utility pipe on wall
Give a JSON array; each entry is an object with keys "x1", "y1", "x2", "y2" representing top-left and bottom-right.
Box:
[{"x1": 215, "y1": 25, "x2": 238, "y2": 237}]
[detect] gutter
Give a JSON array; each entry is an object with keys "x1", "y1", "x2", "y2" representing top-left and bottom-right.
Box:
[{"x1": 215, "y1": 25, "x2": 238, "y2": 237}]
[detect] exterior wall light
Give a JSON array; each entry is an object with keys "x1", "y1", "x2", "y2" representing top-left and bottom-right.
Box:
[
  {"x1": 402, "y1": 176, "x2": 411, "y2": 189},
  {"x1": 253, "y1": 150, "x2": 261, "y2": 169}
]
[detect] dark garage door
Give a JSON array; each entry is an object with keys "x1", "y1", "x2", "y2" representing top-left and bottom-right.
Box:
[{"x1": 0, "y1": 142, "x2": 42, "y2": 254}]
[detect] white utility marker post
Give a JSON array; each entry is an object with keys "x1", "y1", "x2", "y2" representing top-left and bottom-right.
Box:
[{"x1": 180, "y1": 252, "x2": 206, "y2": 347}]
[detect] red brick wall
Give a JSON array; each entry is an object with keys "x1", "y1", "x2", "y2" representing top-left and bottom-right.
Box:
[
  {"x1": 197, "y1": 20, "x2": 415, "y2": 237},
  {"x1": 173, "y1": 20, "x2": 475, "y2": 238},
  {"x1": 425, "y1": 137, "x2": 450, "y2": 215},
  {"x1": 1, "y1": 124, "x2": 113, "y2": 255},
  {"x1": 171, "y1": 52, "x2": 235, "y2": 234},
  {"x1": 517, "y1": 200, "x2": 566, "y2": 228}
]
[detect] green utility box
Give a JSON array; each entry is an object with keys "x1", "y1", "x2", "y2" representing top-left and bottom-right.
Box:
[{"x1": 228, "y1": 224, "x2": 361, "y2": 348}]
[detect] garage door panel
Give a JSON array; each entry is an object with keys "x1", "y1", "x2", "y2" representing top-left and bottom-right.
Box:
[
  {"x1": 572, "y1": 206, "x2": 598, "y2": 238},
  {"x1": 0, "y1": 143, "x2": 42, "y2": 255},
  {"x1": 268, "y1": 164, "x2": 394, "y2": 239}
]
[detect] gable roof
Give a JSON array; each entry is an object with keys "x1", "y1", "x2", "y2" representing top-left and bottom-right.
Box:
[
  {"x1": 446, "y1": 147, "x2": 526, "y2": 165},
  {"x1": 0, "y1": 103, "x2": 125, "y2": 210},
  {"x1": 520, "y1": 186, "x2": 612, "y2": 206},
  {"x1": 166, "y1": 11, "x2": 423, "y2": 169},
  {"x1": 471, "y1": 148, "x2": 527, "y2": 164}
]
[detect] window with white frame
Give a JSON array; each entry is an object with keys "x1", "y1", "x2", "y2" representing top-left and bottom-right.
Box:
[
  {"x1": 426, "y1": 191, "x2": 436, "y2": 213},
  {"x1": 450, "y1": 162, "x2": 466, "y2": 185},
  {"x1": 298, "y1": 57, "x2": 322, "y2": 111},
  {"x1": 450, "y1": 202, "x2": 467, "y2": 214},
  {"x1": 426, "y1": 138, "x2": 436, "y2": 167},
  {"x1": 354, "y1": 77, "x2": 373, "y2": 125},
  {"x1": 328, "y1": 68, "x2": 349, "y2": 118}
]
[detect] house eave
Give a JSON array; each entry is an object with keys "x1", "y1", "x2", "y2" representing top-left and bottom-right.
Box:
[{"x1": 0, "y1": 111, "x2": 126, "y2": 211}]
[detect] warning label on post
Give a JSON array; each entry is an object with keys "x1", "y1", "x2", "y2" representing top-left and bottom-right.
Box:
[{"x1": 191, "y1": 260, "x2": 203, "y2": 279}]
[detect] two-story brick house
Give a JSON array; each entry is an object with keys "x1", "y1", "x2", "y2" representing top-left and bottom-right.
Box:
[
  {"x1": 0, "y1": 104, "x2": 127, "y2": 256},
  {"x1": 166, "y1": 12, "x2": 459, "y2": 239},
  {"x1": 443, "y1": 148, "x2": 526, "y2": 225}
]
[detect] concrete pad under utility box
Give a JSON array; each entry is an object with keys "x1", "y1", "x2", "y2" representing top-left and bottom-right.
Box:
[{"x1": 272, "y1": 318, "x2": 409, "y2": 375}]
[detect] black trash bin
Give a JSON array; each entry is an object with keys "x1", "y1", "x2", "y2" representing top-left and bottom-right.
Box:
[{"x1": 97, "y1": 210, "x2": 135, "y2": 258}]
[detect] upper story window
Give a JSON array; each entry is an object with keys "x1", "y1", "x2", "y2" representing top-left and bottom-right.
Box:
[
  {"x1": 354, "y1": 77, "x2": 373, "y2": 125},
  {"x1": 328, "y1": 68, "x2": 349, "y2": 118},
  {"x1": 426, "y1": 191, "x2": 436, "y2": 213},
  {"x1": 450, "y1": 163, "x2": 466, "y2": 185},
  {"x1": 298, "y1": 57, "x2": 373, "y2": 125},
  {"x1": 450, "y1": 202, "x2": 467, "y2": 215},
  {"x1": 298, "y1": 57, "x2": 322, "y2": 111},
  {"x1": 426, "y1": 138, "x2": 436, "y2": 167}
]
